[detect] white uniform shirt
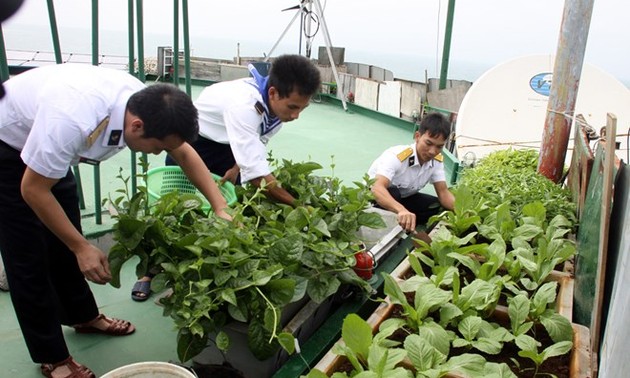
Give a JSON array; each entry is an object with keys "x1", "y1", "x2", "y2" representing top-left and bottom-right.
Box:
[
  {"x1": 0, "y1": 64, "x2": 145, "y2": 179},
  {"x1": 367, "y1": 143, "x2": 446, "y2": 198},
  {"x1": 195, "y1": 78, "x2": 283, "y2": 183}
]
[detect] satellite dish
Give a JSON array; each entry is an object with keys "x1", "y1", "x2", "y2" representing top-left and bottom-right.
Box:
[{"x1": 455, "y1": 54, "x2": 630, "y2": 164}]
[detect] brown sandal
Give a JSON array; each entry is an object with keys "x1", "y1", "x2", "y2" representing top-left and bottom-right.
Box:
[
  {"x1": 73, "y1": 314, "x2": 135, "y2": 336},
  {"x1": 40, "y1": 356, "x2": 95, "y2": 378}
]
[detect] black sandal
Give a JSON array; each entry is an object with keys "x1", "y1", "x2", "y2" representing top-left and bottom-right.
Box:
[{"x1": 131, "y1": 279, "x2": 152, "y2": 301}]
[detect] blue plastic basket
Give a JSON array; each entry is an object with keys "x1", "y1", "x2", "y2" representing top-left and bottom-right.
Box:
[{"x1": 146, "y1": 166, "x2": 237, "y2": 212}]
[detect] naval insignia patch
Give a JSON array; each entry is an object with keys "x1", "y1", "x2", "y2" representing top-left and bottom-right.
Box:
[
  {"x1": 396, "y1": 147, "x2": 413, "y2": 162},
  {"x1": 107, "y1": 130, "x2": 122, "y2": 146}
]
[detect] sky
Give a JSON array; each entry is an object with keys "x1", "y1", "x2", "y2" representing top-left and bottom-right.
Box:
[{"x1": 2, "y1": 0, "x2": 629, "y2": 85}]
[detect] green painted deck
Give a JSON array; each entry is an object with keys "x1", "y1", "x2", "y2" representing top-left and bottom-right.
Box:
[{"x1": 0, "y1": 96, "x2": 423, "y2": 377}]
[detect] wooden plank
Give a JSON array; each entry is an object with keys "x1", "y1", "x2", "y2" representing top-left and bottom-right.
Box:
[
  {"x1": 590, "y1": 113, "x2": 617, "y2": 376},
  {"x1": 566, "y1": 115, "x2": 595, "y2": 219},
  {"x1": 598, "y1": 163, "x2": 630, "y2": 377}
]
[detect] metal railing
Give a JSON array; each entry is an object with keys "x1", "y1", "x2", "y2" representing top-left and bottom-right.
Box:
[{"x1": 0, "y1": 0, "x2": 196, "y2": 224}]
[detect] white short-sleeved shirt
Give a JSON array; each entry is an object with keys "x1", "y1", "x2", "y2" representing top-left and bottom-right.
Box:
[
  {"x1": 367, "y1": 143, "x2": 446, "y2": 198},
  {"x1": 0, "y1": 64, "x2": 145, "y2": 179},
  {"x1": 194, "y1": 78, "x2": 283, "y2": 183}
]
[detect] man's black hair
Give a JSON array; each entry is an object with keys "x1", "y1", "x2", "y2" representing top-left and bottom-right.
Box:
[
  {"x1": 418, "y1": 112, "x2": 451, "y2": 140},
  {"x1": 267, "y1": 54, "x2": 321, "y2": 98},
  {"x1": 126, "y1": 84, "x2": 199, "y2": 143}
]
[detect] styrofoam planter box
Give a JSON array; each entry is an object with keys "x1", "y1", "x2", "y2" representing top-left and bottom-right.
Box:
[{"x1": 193, "y1": 296, "x2": 334, "y2": 378}]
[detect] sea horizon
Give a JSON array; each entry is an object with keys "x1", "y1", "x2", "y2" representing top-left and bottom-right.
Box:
[{"x1": 3, "y1": 23, "x2": 629, "y2": 89}]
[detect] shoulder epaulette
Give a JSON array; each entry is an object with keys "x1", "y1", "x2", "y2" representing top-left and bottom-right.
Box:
[
  {"x1": 254, "y1": 101, "x2": 265, "y2": 115},
  {"x1": 86, "y1": 117, "x2": 109, "y2": 148},
  {"x1": 396, "y1": 147, "x2": 413, "y2": 162},
  {"x1": 434, "y1": 153, "x2": 443, "y2": 162}
]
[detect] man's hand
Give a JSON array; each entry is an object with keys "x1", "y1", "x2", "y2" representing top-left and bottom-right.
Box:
[
  {"x1": 75, "y1": 244, "x2": 111, "y2": 284},
  {"x1": 215, "y1": 209, "x2": 233, "y2": 222},
  {"x1": 221, "y1": 165, "x2": 240, "y2": 185},
  {"x1": 397, "y1": 209, "x2": 417, "y2": 232}
]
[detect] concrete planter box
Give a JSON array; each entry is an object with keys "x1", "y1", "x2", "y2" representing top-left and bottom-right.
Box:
[{"x1": 193, "y1": 296, "x2": 334, "y2": 378}]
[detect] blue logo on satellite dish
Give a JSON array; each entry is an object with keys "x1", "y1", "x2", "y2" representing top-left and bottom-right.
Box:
[{"x1": 530, "y1": 73, "x2": 553, "y2": 96}]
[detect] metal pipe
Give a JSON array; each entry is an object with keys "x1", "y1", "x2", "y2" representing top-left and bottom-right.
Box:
[
  {"x1": 46, "y1": 0, "x2": 62, "y2": 64},
  {"x1": 91, "y1": 0, "x2": 102, "y2": 223},
  {"x1": 0, "y1": 26, "x2": 9, "y2": 82},
  {"x1": 94, "y1": 165, "x2": 102, "y2": 224},
  {"x1": 127, "y1": 0, "x2": 135, "y2": 75},
  {"x1": 91, "y1": 0, "x2": 98, "y2": 66},
  {"x1": 439, "y1": 0, "x2": 456, "y2": 90},
  {"x1": 538, "y1": 0, "x2": 594, "y2": 182},
  {"x1": 172, "y1": 0, "x2": 180, "y2": 86},
  {"x1": 135, "y1": 0, "x2": 145, "y2": 82},
  {"x1": 182, "y1": 0, "x2": 191, "y2": 95}
]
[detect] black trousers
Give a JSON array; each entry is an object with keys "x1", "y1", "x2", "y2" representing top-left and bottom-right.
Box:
[
  {"x1": 166, "y1": 135, "x2": 241, "y2": 184},
  {"x1": 0, "y1": 140, "x2": 99, "y2": 363},
  {"x1": 377, "y1": 186, "x2": 442, "y2": 226}
]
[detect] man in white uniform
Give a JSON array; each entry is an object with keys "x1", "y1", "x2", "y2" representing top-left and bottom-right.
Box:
[
  {"x1": 137, "y1": 56, "x2": 319, "y2": 300},
  {"x1": 166, "y1": 54, "x2": 321, "y2": 206},
  {"x1": 0, "y1": 63, "x2": 231, "y2": 378},
  {"x1": 368, "y1": 112, "x2": 455, "y2": 232}
]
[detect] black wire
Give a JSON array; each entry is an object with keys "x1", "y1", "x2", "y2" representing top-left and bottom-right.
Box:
[{"x1": 302, "y1": 11, "x2": 320, "y2": 39}]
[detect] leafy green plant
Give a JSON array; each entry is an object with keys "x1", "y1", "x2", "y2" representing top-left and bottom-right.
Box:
[
  {"x1": 108, "y1": 159, "x2": 385, "y2": 362},
  {"x1": 515, "y1": 334, "x2": 573, "y2": 377},
  {"x1": 458, "y1": 149, "x2": 577, "y2": 227},
  {"x1": 412, "y1": 226, "x2": 488, "y2": 277},
  {"x1": 326, "y1": 313, "x2": 412, "y2": 378},
  {"x1": 428, "y1": 185, "x2": 487, "y2": 236},
  {"x1": 382, "y1": 273, "x2": 452, "y2": 333},
  {"x1": 451, "y1": 315, "x2": 512, "y2": 355}
]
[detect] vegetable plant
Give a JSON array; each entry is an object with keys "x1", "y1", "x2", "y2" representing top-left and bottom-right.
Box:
[{"x1": 108, "y1": 159, "x2": 385, "y2": 362}]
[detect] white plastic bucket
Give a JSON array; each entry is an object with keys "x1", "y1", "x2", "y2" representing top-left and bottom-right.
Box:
[{"x1": 101, "y1": 362, "x2": 196, "y2": 378}]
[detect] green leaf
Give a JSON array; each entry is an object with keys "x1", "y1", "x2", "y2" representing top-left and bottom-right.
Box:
[
  {"x1": 215, "y1": 331, "x2": 230, "y2": 351},
  {"x1": 303, "y1": 369, "x2": 329, "y2": 378},
  {"x1": 515, "y1": 334, "x2": 540, "y2": 353},
  {"x1": 472, "y1": 337, "x2": 503, "y2": 355},
  {"x1": 269, "y1": 234, "x2": 304, "y2": 263},
  {"x1": 508, "y1": 295, "x2": 530, "y2": 335},
  {"x1": 220, "y1": 288, "x2": 238, "y2": 306},
  {"x1": 248, "y1": 318, "x2": 279, "y2": 360},
  {"x1": 405, "y1": 334, "x2": 446, "y2": 371},
  {"x1": 342, "y1": 314, "x2": 373, "y2": 360},
  {"x1": 277, "y1": 332, "x2": 296, "y2": 354},
  {"x1": 531, "y1": 281, "x2": 557, "y2": 317},
  {"x1": 176, "y1": 330, "x2": 207, "y2": 362},
  {"x1": 541, "y1": 340, "x2": 573, "y2": 360},
  {"x1": 458, "y1": 316, "x2": 482, "y2": 341},
  {"x1": 358, "y1": 212, "x2": 387, "y2": 229},
  {"x1": 266, "y1": 279, "x2": 296, "y2": 306},
  {"x1": 307, "y1": 273, "x2": 340, "y2": 303},
  {"x1": 539, "y1": 310, "x2": 574, "y2": 343},
  {"x1": 444, "y1": 353, "x2": 487, "y2": 377}
]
